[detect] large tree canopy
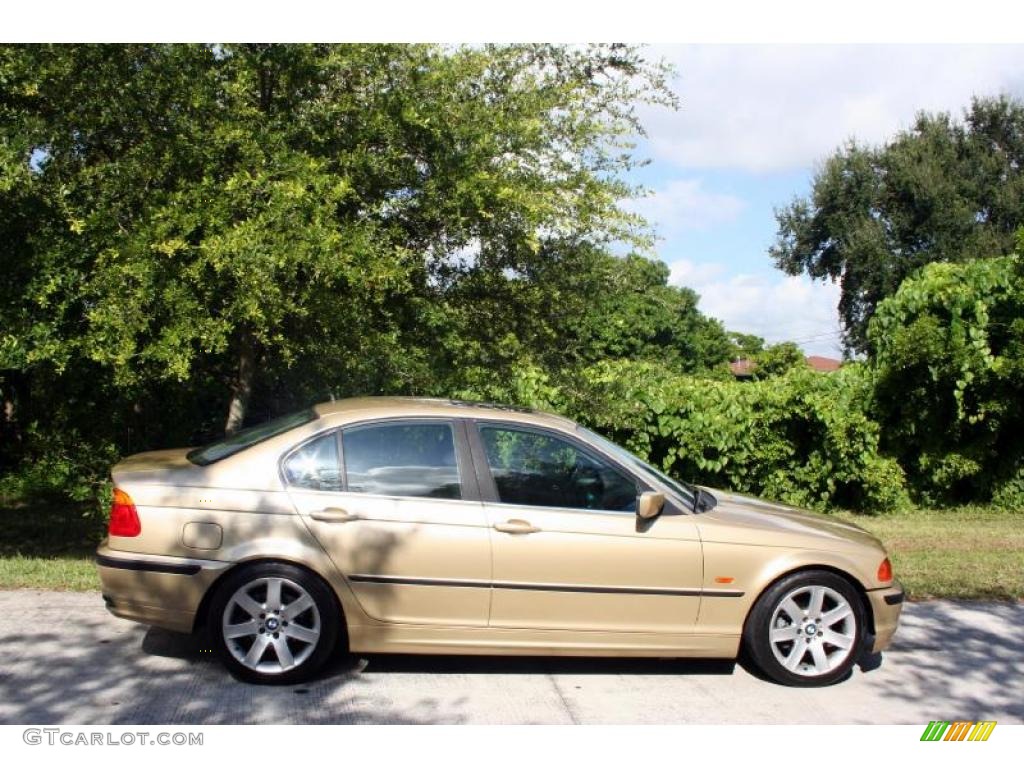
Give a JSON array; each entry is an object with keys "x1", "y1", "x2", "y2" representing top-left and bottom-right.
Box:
[
  {"x1": 567, "y1": 254, "x2": 732, "y2": 372},
  {"x1": 0, "y1": 43, "x2": 682, "y2": 445},
  {"x1": 771, "y1": 96, "x2": 1024, "y2": 353}
]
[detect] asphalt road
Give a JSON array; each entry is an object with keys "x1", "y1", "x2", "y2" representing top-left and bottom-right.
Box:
[{"x1": 0, "y1": 590, "x2": 1021, "y2": 725}]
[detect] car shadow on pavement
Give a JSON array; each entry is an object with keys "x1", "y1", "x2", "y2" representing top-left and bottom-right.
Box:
[
  {"x1": 354, "y1": 652, "x2": 737, "y2": 677},
  {"x1": 0, "y1": 610, "x2": 464, "y2": 725},
  {"x1": 3, "y1": 595, "x2": 1022, "y2": 725},
  {"x1": 142, "y1": 623, "x2": 738, "y2": 678},
  {"x1": 140, "y1": 622, "x2": 739, "y2": 678}
]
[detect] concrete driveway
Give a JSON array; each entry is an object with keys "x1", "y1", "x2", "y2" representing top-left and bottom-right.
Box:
[{"x1": 0, "y1": 590, "x2": 1021, "y2": 725}]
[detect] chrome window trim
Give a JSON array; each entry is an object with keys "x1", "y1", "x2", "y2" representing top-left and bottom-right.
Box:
[
  {"x1": 280, "y1": 415, "x2": 479, "y2": 502},
  {"x1": 469, "y1": 419, "x2": 648, "y2": 514}
]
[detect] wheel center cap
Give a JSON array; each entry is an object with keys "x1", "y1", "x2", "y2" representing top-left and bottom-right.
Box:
[
  {"x1": 804, "y1": 623, "x2": 817, "y2": 636},
  {"x1": 265, "y1": 617, "x2": 280, "y2": 631}
]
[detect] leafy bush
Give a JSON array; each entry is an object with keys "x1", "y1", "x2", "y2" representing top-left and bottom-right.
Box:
[
  {"x1": 465, "y1": 360, "x2": 909, "y2": 513},
  {"x1": 990, "y1": 468, "x2": 1024, "y2": 511},
  {"x1": 0, "y1": 425, "x2": 116, "y2": 521},
  {"x1": 869, "y1": 254, "x2": 1024, "y2": 504}
]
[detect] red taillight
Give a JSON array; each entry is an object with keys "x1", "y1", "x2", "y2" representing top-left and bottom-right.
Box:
[
  {"x1": 108, "y1": 488, "x2": 141, "y2": 537},
  {"x1": 877, "y1": 557, "x2": 893, "y2": 583}
]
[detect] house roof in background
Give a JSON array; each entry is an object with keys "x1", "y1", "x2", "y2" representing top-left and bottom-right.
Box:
[
  {"x1": 806, "y1": 355, "x2": 842, "y2": 372},
  {"x1": 728, "y1": 355, "x2": 842, "y2": 377}
]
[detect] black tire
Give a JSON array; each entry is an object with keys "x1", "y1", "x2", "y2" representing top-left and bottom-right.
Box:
[
  {"x1": 742, "y1": 569, "x2": 867, "y2": 687},
  {"x1": 208, "y1": 561, "x2": 340, "y2": 685}
]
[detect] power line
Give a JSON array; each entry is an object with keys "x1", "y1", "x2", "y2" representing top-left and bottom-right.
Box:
[{"x1": 785, "y1": 329, "x2": 845, "y2": 344}]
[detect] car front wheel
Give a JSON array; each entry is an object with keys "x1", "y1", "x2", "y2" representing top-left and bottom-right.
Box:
[
  {"x1": 743, "y1": 570, "x2": 866, "y2": 687},
  {"x1": 209, "y1": 562, "x2": 340, "y2": 685}
]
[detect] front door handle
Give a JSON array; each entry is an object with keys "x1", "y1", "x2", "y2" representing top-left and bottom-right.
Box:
[
  {"x1": 493, "y1": 519, "x2": 540, "y2": 534},
  {"x1": 310, "y1": 507, "x2": 360, "y2": 523}
]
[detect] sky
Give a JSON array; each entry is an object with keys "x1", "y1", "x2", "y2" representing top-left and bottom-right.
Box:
[{"x1": 626, "y1": 45, "x2": 1024, "y2": 357}]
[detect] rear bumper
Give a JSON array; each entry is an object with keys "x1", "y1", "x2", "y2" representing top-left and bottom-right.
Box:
[
  {"x1": 96, "y1": 542, "x2": 231, "y2": 633},
  {"x1": 866, "y1": 581, "x2": 905, "y2": 653}
]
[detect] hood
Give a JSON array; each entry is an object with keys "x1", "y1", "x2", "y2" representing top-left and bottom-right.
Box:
[{"x1": 697, "y1": 487, "x2": 884, "y2": 551}]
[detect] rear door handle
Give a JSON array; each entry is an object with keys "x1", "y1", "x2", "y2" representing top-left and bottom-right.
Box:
[
  {"x1": 310, "y1": 507, "x2": 360, "y2": 523},
  {"x1": 493, "y1": 519, "x2": 540, "y2": 534}
]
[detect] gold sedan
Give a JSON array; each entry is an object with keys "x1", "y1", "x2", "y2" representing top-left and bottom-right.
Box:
[{"x1": 96, "y1": 397, "x2": 903, "y2": 686}]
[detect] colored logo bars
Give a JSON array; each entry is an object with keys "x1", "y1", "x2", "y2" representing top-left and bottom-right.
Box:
[{"x1": 920, "y1": 721, "x2": 997, "y2": 742}]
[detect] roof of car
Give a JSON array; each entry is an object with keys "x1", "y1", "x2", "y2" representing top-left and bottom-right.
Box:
[{"x1": 312, "y1": 396, "x2": 578, "y2": 430}]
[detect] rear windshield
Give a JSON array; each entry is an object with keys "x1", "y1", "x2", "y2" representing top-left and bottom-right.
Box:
[{"x1": 187, "y1": 409, "x2": 317, "y2": 466}]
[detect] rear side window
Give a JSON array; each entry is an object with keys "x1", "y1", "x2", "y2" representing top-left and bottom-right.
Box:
[
  {"x1": 342, "y1": 422, "x2": 461, "y2": 499},
  {"x1": 283, "y1": 432, "x2": 343, "y2": 492},
  {"x1": 187, "y1": 409, "x2": 317, "y2": 466}
]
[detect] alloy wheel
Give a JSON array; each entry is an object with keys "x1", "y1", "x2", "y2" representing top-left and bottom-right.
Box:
[
  {"x1": 767, "y1": 584, "x2": 857, "y2": 677},
  {"x1": 221, "y1": 576, "x2": 322, "y2": 675}
]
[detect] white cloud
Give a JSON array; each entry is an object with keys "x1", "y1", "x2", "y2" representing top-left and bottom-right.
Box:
[
  {"x1": 625, "y1": 178, "x2": 745, "y2": 232},
  {"x1": 669, "y1": 259, "x2": 844, "y2": 357},
  {"x1": 635, "y1": 46, "x2": 1024, "y2": 352},
  {"x1": 642, "y1": 45, "x2": 1024, "y2": 172},
  {"x1": 669, "y1": 258, "x2": 727, "y2": 286}
]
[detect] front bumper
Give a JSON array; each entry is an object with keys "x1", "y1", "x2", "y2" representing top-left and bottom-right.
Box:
[
  {"x1": 866, "y1": 581, "x2": 905, "y2": 653},
  {"x1": 96, "y1": 542, "x2": 231, "y2": 633}
]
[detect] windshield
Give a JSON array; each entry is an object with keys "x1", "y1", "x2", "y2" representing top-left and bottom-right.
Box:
[
  {"x1": 187, "y1": 408, "x2": 317, "y2": 466},
  {"x1": 577, "y1": 427, "x2": 697, "y2": 507}
]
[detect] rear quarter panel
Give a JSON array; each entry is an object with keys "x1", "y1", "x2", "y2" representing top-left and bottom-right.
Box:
[{"x1": 105, "y1": 481, "x2": 373, "y2": 630}]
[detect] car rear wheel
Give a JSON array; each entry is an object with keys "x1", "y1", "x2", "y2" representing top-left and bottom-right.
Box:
[
  {"x1": 743, "y1": 570, "x2": 866, "y2": 687},
  {"x1": 209, "y1": 562, "x2": 339, "y2": 685}
]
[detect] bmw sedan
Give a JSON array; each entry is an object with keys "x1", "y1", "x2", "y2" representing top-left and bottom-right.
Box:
[{"x1": 96, "y1": 397, "x2": 903, "y2": 686}]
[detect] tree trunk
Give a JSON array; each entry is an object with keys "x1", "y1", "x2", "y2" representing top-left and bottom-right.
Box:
[
  {"x1": 224, "y1": 334, "x2": 257, "y2": 436},
  {"x1": 1, "y1": 392, "x2": 15, "y2": 464},
  {"x1": 0, "y1": 372, "x2": 23, "y2": 466}
]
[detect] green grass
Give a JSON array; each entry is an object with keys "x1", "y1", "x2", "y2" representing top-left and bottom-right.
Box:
[
  {"x1": 0, "y1": 553, "x2": 100, "y2": 590},
  {"x1": 834, "y1": 507, "x2": 1024, "y2": 601},
  {"x1": 1, "y1": 493, "x2": 1022, "y2": 599},
  {"x1": 0, "y1": 495, "x2": 104, "y2": 591}
]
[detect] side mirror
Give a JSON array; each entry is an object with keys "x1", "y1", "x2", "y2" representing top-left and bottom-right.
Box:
[{"x1": 637, "y1": 491, "x2": 665, "y2": 520}]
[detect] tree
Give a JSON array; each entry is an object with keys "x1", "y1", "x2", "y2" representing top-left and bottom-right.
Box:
[
  {"x1": 868, "y1": 248, "x2": 1024, "y2": 504},
  {"x1": 0, "y1": 46, "x2": 48, "y2": 469},
  {"x1": 752, "y1": 342, "x2": 806, "y2": 379},
  {"x1": 0, "y1": 43, "x2": 675, "y2": 444},
  {"x1": 726, "y1": 331, "x2": 765, "y2": 360},
  {"x1": 771, "y1": 96, "x2": 1024, "y2": 353},
  {"x1": 567, "y1": 253, "x2": 732, "y2": 373}
]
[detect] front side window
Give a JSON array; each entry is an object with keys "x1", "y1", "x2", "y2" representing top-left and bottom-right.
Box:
[
  {"x1": 283, "y1": 432, "x2": 342, "y2": 492},
  {"x1": 342, "y1": 422, "x2": 462, "y2": 499},
  {"x1": 479, "y1": 426, "x2": 637, "y2": 512}
]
